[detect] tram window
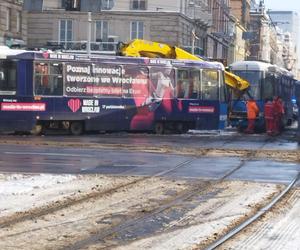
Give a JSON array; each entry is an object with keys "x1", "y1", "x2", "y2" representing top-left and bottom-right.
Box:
[
  {"x1": 219, "y1": 72, "x2": 226, "y2": 102},
  {"x1": 262, "y1": 74, "x2": 275, "y2": 100},
  {"x1": 190, "y1": 70, "x2": 200, "y2": 99},
  {"x1": 34, "y1": 62, "x2": 63, "y2": 96},
  {"x1": 49, "y1": 63, "x2": 63, "y2": 96},
  {"x1": 176, "y1": 69, "x2": 199, "y2": 99},
  {"x1": 201, "y1": 69, "x2": 219, "y2": 100},
  {"x1": 232, "y1": 70, "x2": 262, "y2": 100},
  {"x1": 0, "y1": 60, "x2": 17, "y2": 95},
  {"x1": 176, "y1": 70, "x2": 189, "y2": 98}
]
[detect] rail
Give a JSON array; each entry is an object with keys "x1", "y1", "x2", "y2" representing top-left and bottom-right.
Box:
[{"x1": 205, "y1": 172, "x2": 300, "y2": 250}]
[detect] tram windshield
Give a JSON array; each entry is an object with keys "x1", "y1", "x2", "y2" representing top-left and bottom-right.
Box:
[
  {"x1": 0, "y1": 60, "x2": 17, "y2": 95},
  {"x1": 232, "y1": 70, "x2": 262, "y2": 100}
]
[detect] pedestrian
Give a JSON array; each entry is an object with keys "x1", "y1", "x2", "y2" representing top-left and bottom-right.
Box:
[
  {"x1": 264, "y1": 98, "x2": 275, "y2": 135},
  {"x1": 273, "y1": 96, "x2": 284, "y2": 135},
  {"x1": 245, "y1": 98, "x2": 259, "y2": 134}
]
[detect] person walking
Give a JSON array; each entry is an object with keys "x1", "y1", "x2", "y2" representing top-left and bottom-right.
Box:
[
  {"x1": 245, "y1": 98, "x2": 259, "y2": 134},
  {"x1": 264, "y1": 98, "x2": 275, "y2": 135}
]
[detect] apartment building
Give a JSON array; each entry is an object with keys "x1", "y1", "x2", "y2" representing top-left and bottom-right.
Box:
[
  {"x1": 24, "y1": 0, "x2": 211, "y2": 56},
  {"x1": 0, "y1": 0, "x2": 27, "y2": 47},
  {"x1": 248, "y1": 1, "x2": 279, "y2": 64},
  {"x1": 227, "y1": 0, "x2": 251, "y2": 64},
  {"x1": 206, "y1": 0, "x2": 232, "y2": 63},
  {"x1": 268, "y1": 11, "x2": 299, "y2": 73},
  {"x1": 230, "y1": 0, "x2": 251, "y2": 29}
]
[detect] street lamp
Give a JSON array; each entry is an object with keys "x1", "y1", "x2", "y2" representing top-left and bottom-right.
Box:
[
  {"x1": 87, "y1": 12, "x2": 92, "y2": 56},
  {"x1": 191, "y1": 28, "x2": 199, "y2": 55}
]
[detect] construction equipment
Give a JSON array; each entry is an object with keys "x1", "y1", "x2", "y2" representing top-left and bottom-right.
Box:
[{"x1": 118, "y1": 39, "x2": 250, "y2": 92}]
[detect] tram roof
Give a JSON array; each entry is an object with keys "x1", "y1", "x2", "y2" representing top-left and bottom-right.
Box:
[
  {"x1": 230, "y1": 61, "x2": 274, "y2": 71},
  {"x1": 0, "y1": 46, "x2": 26, "y2": 59},
  {"x1": 230, "y1": 61, "x2": 295, "y2": 79},
  {"x1": 6, "y1": 51, "x2": 223, "y2": 70}
]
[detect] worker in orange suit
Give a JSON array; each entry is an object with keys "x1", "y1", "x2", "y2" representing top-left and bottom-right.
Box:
[
  {"x1": 245, "y1": 98, "x2": 259, "y2": 134},
  {"x1": 273, "y1": 96, "x2": 284, "y2": 135},
  {"x1": 264, "y1": 99, "x2": 275, "y2": 135}
]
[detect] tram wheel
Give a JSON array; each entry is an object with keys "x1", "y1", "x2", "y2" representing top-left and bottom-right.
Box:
[
  {"x1": 30, "y1": 124, "x2": 44, "y2": 135},
  {"x1": 154, "y1": 122, "x2": 164, "y2": 134},
  {"x1": 70, "y1": 121, "x2": 84, "y2": 135}
]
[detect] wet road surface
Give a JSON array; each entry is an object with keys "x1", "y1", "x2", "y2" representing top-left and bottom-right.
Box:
[{"x1": 0, "y1": 133, "x2": 299, "y2": 185}]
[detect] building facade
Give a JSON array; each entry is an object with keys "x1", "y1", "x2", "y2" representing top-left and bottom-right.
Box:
[
  {"x1": 0, "y1": 0, "x2": 27, "y2": 47},
  {"x1": 227, "y1": 0, "x2": 251, "y2": 64},
  {"x1": 247, "y1": 1, "x2": 279, "y2": 64},
  {"x1": 205, "y1": 0, "x2": 231, "y2": 63},
  {"x1": 228, "y1": 15, "x2": 248, "y2": 64},
  {"x1": 24, "y1": 0, "x2": 211, "y2": 56},
  {"x1": 268, "y1": 11, "x2": 299, "y2": 74}
]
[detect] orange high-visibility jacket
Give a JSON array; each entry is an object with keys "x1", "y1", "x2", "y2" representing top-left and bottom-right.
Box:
[
  {"x1": 273, "y1": 98, "x2": 284, "y2": 116},
  {"x1": 264, "y1": 101, "x2": 274, "y2": 120},
  {"x1": 246, "y1": 100, "x2": 259, "y2": 119}
]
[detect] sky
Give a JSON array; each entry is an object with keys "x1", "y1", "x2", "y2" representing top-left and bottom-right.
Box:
[{"x1": 264, "y1": 0, "x2": 300, "y2": 13}]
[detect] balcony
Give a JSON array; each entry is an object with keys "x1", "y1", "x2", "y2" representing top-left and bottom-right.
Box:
[
  {"x1": 45, "y1": 40, "x2": 118, "y2": 54},
  {"x1": 186, "y1": 2, "x2": 212, "y2": 27}
]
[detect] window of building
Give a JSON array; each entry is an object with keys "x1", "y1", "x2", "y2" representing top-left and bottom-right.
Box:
[
  {"x1": 95, "y1": 20, "x2": 109, "y2": 42},
  {"x1": 17, "y1": 11, "x2": 22, "y2": 33},
  {"x1": 102, "y1": 0, "x2": 114, "y2": 10},
  {"x1": 34, "y1": 62, "x2": 63, "y2": 96},
  {"x1": 62, "y1": 0, "x2": 81, "y2": 11},
  {"x1": 23, "y1": 0, "x2": 43, "y2": 11},
  {"x1": 0, "y1": 60, "x2": 17, "y2": 95},
  {"x1": 5, "y1": 8, "x2": 11, "y2": 31},
  {"x1": 130, "y1": 21, "x2": 144, "y2": 40},
  {"x1": 59, "y1": 20, "x2": 73, "y2": 45},
  {"x1": 130, "y1": 0, "x2": 147, "y2": 10}
]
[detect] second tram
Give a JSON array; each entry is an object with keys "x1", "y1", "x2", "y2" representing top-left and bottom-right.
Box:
[{"x1": 229, "y1": 60, "x2": 296, "y2": 131}]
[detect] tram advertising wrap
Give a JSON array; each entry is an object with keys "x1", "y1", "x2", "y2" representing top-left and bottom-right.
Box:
[{"x1": 0, "y1": 51, "x2": 227, "y2": 134}]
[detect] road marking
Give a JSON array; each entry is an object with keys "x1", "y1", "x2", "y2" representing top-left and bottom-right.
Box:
[{"x1": 4, "y1": 152, "x2": 93, "y2": 157}]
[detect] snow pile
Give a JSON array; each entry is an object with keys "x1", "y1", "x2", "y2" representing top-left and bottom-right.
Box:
[{"x1": 0, "y1": 174, "x2": 76, "y2": 195}]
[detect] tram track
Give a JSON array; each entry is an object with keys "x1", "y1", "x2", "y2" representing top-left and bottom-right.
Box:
[
  {"x1": 0, "y1": 135, "x2": 298, "y2": 249},
  {"x1": 204, "y1": 172, "x2": 300, "y2": 250},
  {"x1": 0, "y1": 148, "x2": 254, "y2": 250},
  {"x1": 0, "y1": 135, "x2": 298, "y2": 163},
  {"x1": 0, "y1": 157, "x2": 202, "y2": 229},
  {"x1": 60, "y1": 152, "x2": 256, "y2": 250}
]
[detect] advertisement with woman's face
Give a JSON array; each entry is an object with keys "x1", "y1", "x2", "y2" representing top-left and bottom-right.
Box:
[{"x1": 150, "y1": 67, "x2": 175, "y2": 99}]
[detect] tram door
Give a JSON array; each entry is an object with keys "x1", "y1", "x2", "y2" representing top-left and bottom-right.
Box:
[
  {"x1": 0, "y1": 60, "x2": 18, "y2": 131},
  {"x1": 201, "y1": 69, "x2": 227, "y2": 129},
  {"x1": 0, "y1": 60, "x2": 37, "y2": 132}
]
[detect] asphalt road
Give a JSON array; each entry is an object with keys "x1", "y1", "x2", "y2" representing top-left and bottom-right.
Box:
[{"x1": 0, "y1": 131, "x2": 299, "y2": 184}]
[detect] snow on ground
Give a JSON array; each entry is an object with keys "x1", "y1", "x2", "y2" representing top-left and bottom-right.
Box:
[
  {"x1": 102, "y1": 181, "x2": 282, "y2": 250},
  {"x1": 220, "y1": 189, "x2": 300, "y2": 250},
  {"x1": 0, "y1": 173, "x2": 285, "y2": 250},
  {"x1": 0, "y1": 173, "x2": 138, "y2": 218}
]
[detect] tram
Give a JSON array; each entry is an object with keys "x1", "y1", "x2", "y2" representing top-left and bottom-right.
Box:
[
  {"x1": 0, "y1": 49, "x2": 228, "y2": 135},
  {"x1": 229, "y1": 60, "x2": 296, "y2": 131}
]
